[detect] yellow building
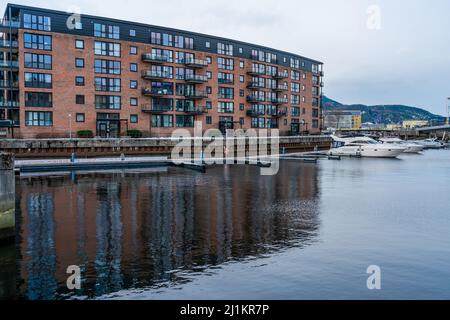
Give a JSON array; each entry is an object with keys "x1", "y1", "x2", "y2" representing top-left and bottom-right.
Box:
[
  {"x1": 402, "y1": 120, "x2": 429, "y2": 129},
  {"x1": 386, "y1": 124, "x2": 403, "y2": 131}
]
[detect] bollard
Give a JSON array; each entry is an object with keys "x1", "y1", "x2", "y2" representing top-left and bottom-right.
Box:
[{"x1": 0, "y1": 153, "x2": 15, "y2": 244}]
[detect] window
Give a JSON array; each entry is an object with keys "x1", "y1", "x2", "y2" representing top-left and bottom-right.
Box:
[
  {"x1": 218, "y1": 57, "x2": 234, "y2": 70},
  {"x1": 152, "y1": 115, "x2": 173, "y2": 127},
  {"x1": 206, "y1": 56, "x2": 212, "y2": 64},
  {"x1": 95, "y1": 77, "x2": 121, "y2": 92},
  {"x1": 130, "y1": 63, "x2": 138, "y2": 72},
  {"x1": 130, "y1": 80, "x2": 138, "y2": 89},
  {"x1": 239, "y1": 104, "x2": 244, "y2": 111},
  {"x1": 206, "y1": 116, "x2": 212, "y2": 125},
  {"x1": 205, "y1": 41, "x2": 210, "y2": 48},
  {"x1": 130, "y1": 46, "x2": 137, "y2": 55},
  {"x1": 76, "y1": 95, "x2": 85, "y2": 104},
  {"x1": 24, "y1": 33, "x2": 52, "y2": 50},
  {"x1": 218, "y1": 102, "x2": 234, "y2": 113},
  {"x1": 25, "y1": 111, "x2": 52, "y2": 126},
  {"x1": 291, "y1": 106, "x2": 300, "y2": 117},
  {"x1": 151, "y1": 32, "x2": 161, "y2": 45},
  {"x1": 176, "y1": 115, "x2": 194, "y2": 127},
  {"x1": 239, "y1": 89, "x2": 244, "y2": 97},
  {"x1": 240, "y1": 75, "x2": 244, "y2": 83},
  {"x1": 206, "y1": 87, "x2": 212, "y2": 94},
  {"x1": 94, "y1": 59, "x2": 121, "y2": 74},
  {"x1": 94, "y1": 23, "x2": 120, "y2": 39},
  {"x1": 23, "y1": 14, "x2": 51, "y2": 31},
  {"x1": 130, "y1": 115, "x2": 138, "y2": 123},
  {"x1": 218, "y1": 72, "x2": 234, "y2": 84},
  {"x1": 130, "y1": 98, "x2": 138, "y2": 106},
  {"x1": 75, "y1": 58, "x2": 85, "y2": 68},
  {"x1": 24, "y1": 72, "x2": 52, "y2": 88},
  {"x1": 94, "y1": 41, "x2": 121, "y2": 57},
  {"x1": 206, "y1": 101, "x2": 212, "y2": 110},
  {"x1": 239, "y1": 118, "x2": 244, "y2": 126},
  {"x1": 163, "y1": 33, "x2": 173, "y2": 46},
  {"x1": 75, "y1": 39, "x2": 84, "y2": 49},
  {"x1": 25, "y1": 92, "x2": 52, "y2": 107},
  {"x1": 312, "y1": 120, "x2": 319, "y2": 129},
  {"x1": 217, "y1": 43, "x2": 233, "y2": 56},
  {"x1": 76, "y1": 113, "x2": 85, "y2": 122},
  {"x1": 24, "y1": 53, "x2": 52, "y2": 70},
  {"x1": 291, "y1": 82, "x2": 300, "y2": 93},
  {"x1": 239, "y1": 61, "x2": 244, "y2": 69},
  {"x1": 130, "y1": 29, "x2": 136, "y2": 37},
  {"x1": 239, "y1": 47, "x2": 243, "y2": 54},
  {"x1": 75, "y1": 76, "x2": 85, "y2": 86},
  {"x1": 185, "y1": 37, "x2": 194, "y2": 50},
  {"x1": 218, "y1": 87, "x2": 234, "y2": 99},
  {"x1": 95, "y1": 95, "x2": 121, "y2": 109}
]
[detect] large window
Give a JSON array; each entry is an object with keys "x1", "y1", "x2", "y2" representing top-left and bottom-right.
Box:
[
  {"x1": 94, "y1": 23, "x2": 120, "y2": 39},
  {"x1": 24, "y1": 33, "x2": 52, "y2": 50},
  {"x1": 24, "y1": 72, "x2": 52, "y2": 88},
  {"x1": 95, "y1": 95, "x2": 121, "y2": 110},
  {"x1": 25, "y1": 111, "x2": 52, "y2": 126},
  {"x1": 25, "y1": 92, "x2": 53, "y2": 107},
  {"x1": 94, "y1": 59, "x2": 121, "y2": 74},
  {"x1": 217, "y1": 43, "x2": 233, "y2": 56},
  {"x1": 24, "y1": 53, "x2": 52, "y2": 70},
  {"x1": 218, "y1": 72, "x2": 234, "y2": 84},
  {"x1": 218, "y1": 102, "x2": 234, "y2": 113},
  {"x1": 152, "y1": 115, "x2": 173, "y2": 127},
  {"x1": 151, "y1": 32, "x2": 161, "y2": 45},
  {"x1": 218, "y1": 87, "x2": 234, "y2": 99},
  {"x1": 23, "y1": 14, "x2": 51, "y2": 31},
  {"x1": 95, "y1": 77, "x2": 121, "y2": 92},
  {"x1": 176, "y1": 115, "x2": 194, "y2": 128},
  {"x1": 218, "y1": 57, "x2": 234, "y2": 70},
  {"x1": 94, "y1": 41, "x2": 121, "y2": 57}
]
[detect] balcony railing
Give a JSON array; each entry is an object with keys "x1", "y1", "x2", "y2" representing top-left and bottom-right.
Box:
[
  {"x1": 0, "y1": 60, "x2": 19, "y2": 68},
  {"x1": 141, "y1": 88, "x2": 172, "y2": 96},
  {"x1": 270, "y1": 110, "x2": 288, "y2": 118},
  {"x1": 141, "y1": 53, "x2": 173, "y2": 63},
  {"x1": 180, "y1": 106, "x2": 208, "y2": 115},
  {"x1": 273, "y1": 71, "x2": 289, "y2": 79},
  {"x1": 273, "y1": 84, "x2": 288, "y2": 92},
  {"x1": 141, "y1": 104, "x2": 173, "y2": 113},
  {"x1": 247, "y1": 68, "x2": 266, "y2": 76},
  {"x1": 0, "y1": 100, "x2": 19, "y2": 108},
  {"x1": 247, "y1": 82, "x2": 265, "y2": 89},
  {"x1": 271, "y1": 97, "x2": 288, "y2": 105},
  {"x1": 0, "y1": 19, "x2": 20, "y2": 29},
  {"x1": 0, "y1": 40, "x2": 18, "y2": 48},
  {"x1": 0, "y1": 80, "x2": 19, "y2": 88},
  {"x1": 218, "y1": 78, "x2": 234, "y2": 85},
  {"x1": 185, "y1": 74, "x2": 208, "y2": 83},
  {"x1": 141, "y1": 70, "x2": 173, "y2": 80},
  {"x1": 24, "y1": 81, "x2": 52, "y2": 89},
  {"x1": 246, "y1": 96, "x2": 265, "y2": 103},
  {"x1": 25, "y1": 101, "x2": 53, "y2": 108},
  {"x1": 184, "y1": 58, "x2": 208, "y2": 68},
  {"x1": 184, "y1": 91, "x2": 208, "y2": 99}
]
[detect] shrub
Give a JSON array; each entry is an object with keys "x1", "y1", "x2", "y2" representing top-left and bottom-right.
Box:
[
  {"x1": 127, "y1": 130, "x2": 143, "y2": 138},
  {"x1": 77, "y1": 130, "x2": 94, "y2": 138}
]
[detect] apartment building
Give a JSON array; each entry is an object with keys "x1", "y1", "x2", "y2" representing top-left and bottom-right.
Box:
[
  {"x1": 0, "y1": 3, "x2": 323, "y2": 139},
  {"x1": 323, "y1": 110, "x2": 362, "y2": 130}
]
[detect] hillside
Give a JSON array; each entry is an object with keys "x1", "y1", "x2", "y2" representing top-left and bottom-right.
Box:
[{"x1": 322, "y1": 96, "x2": 445, "y2": 124}]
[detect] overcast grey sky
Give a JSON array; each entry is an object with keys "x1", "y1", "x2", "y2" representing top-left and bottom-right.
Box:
[{"x1": 3, "y1": 0, "x2": 450, "y2": 115}]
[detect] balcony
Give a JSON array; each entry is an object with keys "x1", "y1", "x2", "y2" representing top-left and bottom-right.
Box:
[
  {"x1": 271, "y1": 97, "x2": 288, "y2": 105},
  {"x1": 273, "y1": 84, "x2": 288, "y2": 92},
  {"x1": 273, "y1": 71, "x2": 289, "y2": 79},
  {"x1": 185, "y1": 74, "x2": 208, "y2": 83},
  {"x1": 141, "y1": 88, "x2": 172, "y2": 97},
  {"x1": 0, "y1": 100, "x2": 19, "y2": 108},
  {"x1": 246, "y1": 96, "x2": 265, "y2": 103},
  {"x1": 246, "y1": 110, "x2": 263, "y2": 117},
  {"x1": 320, "y1": 82, "x2": 324, "y2": 87},
  {"x1": 180, "y1": 106, "x2": 208, "y2": 115},
  {"x1": 0, "y1": 60, "x2": 19, "y2": 69},
  {"x1": 184, "y1": 91, "x2": 208, "y2": 99},
  {"x1": 184, "y1": 58, "x2": 208, "y2": 68},
  {"x1": 0, "y1": 80, "x2": 19, "y2": 89},
  {"x1": 247, "y1": 82, "x2": 265, "y2": 89},
  {"x1": 218, "y1": 78, "x2": 234, "y2": 85},
  {"x1": 0, "y1": 19, "x2": 20, "y2": 31},
  {"x1": 247, "y1": 68, "x2": 266, "y2": 76},
  {"x1": 320, "y1": 71, "x2": 324, "y2": 77},
  {"x1": 141, "y1": 70, "x2": 172, "y2": 80},
  {"x1": 270, "y1": 110, "x2": 288, "y2": 118},
  {"x1": 141, "y1": 104, "x2": 173, "y2": 114},
  {"x1": 0, "y1": 40, "x2": 18, "y2": 50},
  {"x1": 141, "y1": 53, "x2": 172, "y2": 64}
]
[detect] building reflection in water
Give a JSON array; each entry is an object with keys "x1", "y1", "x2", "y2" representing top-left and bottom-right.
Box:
[{"x1": 16, "y1": 163, "x2": 321, "y2": 299}]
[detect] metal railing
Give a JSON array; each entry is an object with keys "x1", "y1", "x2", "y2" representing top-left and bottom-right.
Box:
[
  {"x1": 141, "y1": 104, "x2": 173, "y2": 113},
  {"x1": 184, "y1": 58, "x2": 208, "y2": 68},
  {"x1": 185, "y1": 74, "x2": 208, "y2": 83},
  {"x1": 141, "y1": 53, "x2": 173, "y2": 63},
  {"x1": 141, "y1": 70, "x2": 173, "y2": 79}
]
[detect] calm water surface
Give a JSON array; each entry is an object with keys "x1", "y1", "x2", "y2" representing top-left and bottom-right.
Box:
[{"x1": 13, "y1": 150, "x2": 450, "y2": 300}]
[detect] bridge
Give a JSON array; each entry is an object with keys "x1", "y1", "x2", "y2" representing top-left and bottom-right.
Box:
[{"x1": 416, "y1": 124, "x2": 450, "y2": 133}]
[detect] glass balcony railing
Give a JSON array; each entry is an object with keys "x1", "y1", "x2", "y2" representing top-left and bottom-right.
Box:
[
  {"x1": 0, "y1": 19, "x2": 20, "y2": 29},
  {"x1": 141, "y1": 104, "x2": 173, "y2": 113},
  {"x1": 141, "y1": 53, "x2": 173, "y2": 63},
  {"x1": 0, "y1": 39, "x2": 18, "y2": 48},
  {"x1": 141, "y1": 70, "x2": 173, "y2": 80},
  {"x1": 185, "y1": 74, "x2": 208, "y2": 83},
  {"x1": 0, "y1": 100, "x2": 19, "y2": 107},
  {"x1": 184, "y1": 58, "x2": 208, "y2": 68},
  {"x1": 0, "y1": 60, "x2": 19, "y2": 68},
  {"x1": 141, "y1": 88, "x2": 172, "y2": 96},
  {"x1": 184, "y1": 91, "x2": 208, "y2": 99}
]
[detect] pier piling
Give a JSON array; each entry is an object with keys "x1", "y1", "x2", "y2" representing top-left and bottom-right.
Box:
[{"x1": 0, "y1": 153, "x2": 15, "y2": 244}]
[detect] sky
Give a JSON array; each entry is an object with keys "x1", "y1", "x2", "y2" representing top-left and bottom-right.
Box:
[{"x1": 2, "y1": 0, "x2": 450, "y2": 115}]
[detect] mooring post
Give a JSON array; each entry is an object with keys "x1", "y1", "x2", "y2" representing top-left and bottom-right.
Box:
[{"x1": 0, "y1": 152, "x2": 15, "y2": 244}]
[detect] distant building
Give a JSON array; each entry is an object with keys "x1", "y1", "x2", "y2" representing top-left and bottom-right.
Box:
[
  {"x1": 402, "y1": 120, "x2": 429, "y2": 129},
  {"x1": 323, "y1": 110, "x2": 362, "y2": 129},
  {"x1": 361, "y1": 122, "x2": 385, "y2": 130},
  {"x1": 386, "y1": 124, "x2": 402, "y2": 131}
]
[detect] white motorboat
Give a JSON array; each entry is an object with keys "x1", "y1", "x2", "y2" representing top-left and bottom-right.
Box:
[
  {"x1": 412, "y1": 138, "x2": 445, "y2": 150},
  {"x1": 379, "y1": 138, "x2": 425, "y2": 153},
  {"x1": 328, "y1": 136, "x2": 406, "y2": 158}
]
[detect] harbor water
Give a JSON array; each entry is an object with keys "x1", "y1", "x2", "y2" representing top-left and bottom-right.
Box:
[{"x1": 10, "y1": 150, "x2": 450, "y2": 300}]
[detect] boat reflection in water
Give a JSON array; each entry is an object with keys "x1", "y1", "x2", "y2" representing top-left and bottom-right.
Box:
[{"x1": 16, "y1": 163, "x2": 321, "y2": 300}]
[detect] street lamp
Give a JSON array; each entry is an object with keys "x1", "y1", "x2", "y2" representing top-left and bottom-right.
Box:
[{"x1": 68, "y1": 113, "x2": 72, "y2": 139}]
